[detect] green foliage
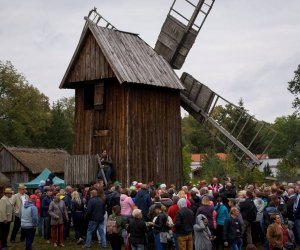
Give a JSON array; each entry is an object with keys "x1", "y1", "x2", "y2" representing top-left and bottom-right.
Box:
[
  {"x1": 210, "y1": 99, "x2": 266, "y2": 154},
  {"x1": 0, "y1": 60, "x2": 50, "y2": 147},
  {"x1": 0, "y1": 60, "x2": 74, "y2": 152},
  {"x1": 199, "y1": 151, "x2": 225, "y2": 181},
  {"x1": 288, "y1": 65, "x2": 300, "y2": 114},
  {"x1": 263, "y1": 163, "x2": 273, "y2": 177},
  {"x1": 237, "y1": 166, "x2": 265, "y2": 187},
  {"x1": 269, "y1": 115, "x2": 300, "y2": 158},
  {"x1": 191, "y1": 152, "x2": 263, "y2": 187},
  {"x1": 182, "y1": 145, "x2": 192, "y2": 184},
  {"x1": 43, "y1": 97, "x2": 75, "y2": 152},
  {"x1": 276, "y1": 158, "x2": 299, "y2": 183},
  {"x1": 181, "y1": 115, "x2": 221, "y2": 153}
]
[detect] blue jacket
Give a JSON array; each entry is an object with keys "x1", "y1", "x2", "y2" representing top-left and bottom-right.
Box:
[
  {"x1": 294, "y1": 195, "x2": 300, "y2": 219},
  {"x1": 63, "y1": 193, "x2": 72, "y2": 211},
  {"x1": 223, "y1": 216, "x2": 242, "y2": 241},
  {"x1": 41, "y1": 195, "x2": 52, "y2": 217},
  {"x1": 86, "y1": 196, "x2": 106, "y2": 223},
  {"x1": 135, "y1": 189, "x2": 151, "y2": 220},
  {"x1": 21, "y1": 201, "x2": 38, "y2": 228},
  {"x1": 215, "y1": 203, "x2": 229, "y2": 226}
]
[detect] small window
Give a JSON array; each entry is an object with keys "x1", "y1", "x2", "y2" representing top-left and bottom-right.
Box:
[
  {"x1": 94, "y1": 82, "x2": 104, "y2": 110},
  {"x1": 84, "y1": 85, "x2": 94, "y2": 110}
]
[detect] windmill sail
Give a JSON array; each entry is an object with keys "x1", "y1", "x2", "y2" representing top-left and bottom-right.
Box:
[
  {"x1": 180, "y1": 72, "x2": 277, "y2": 165},
  {"x1": 154, "y1": 0, "x2": 215, "y2": 69}
]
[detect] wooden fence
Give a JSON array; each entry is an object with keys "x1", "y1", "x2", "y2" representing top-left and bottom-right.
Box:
[{"x1": 64, "y1": 155, "x2": 98, "y2": 185}]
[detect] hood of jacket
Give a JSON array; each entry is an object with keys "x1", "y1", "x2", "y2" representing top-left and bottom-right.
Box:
[
  {"x1": 160, "y1": 198, "x2": 173, "y2": 207},
  {"x1": 120, "y1": 194, "x2": 128, "y2": 202},
  {"x1": 24, "y1": 201, "x2": 35, "y2": 209},
  {"x1": 254, "y1": 198, "x2": 265, "y2": 212},
  {"x1": 197, "y1": 213, "x2": 208, "y2": 221}
]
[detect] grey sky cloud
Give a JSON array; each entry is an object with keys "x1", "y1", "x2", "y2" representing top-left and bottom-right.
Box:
[{"x1": 0, "y1": 0, "x2": 299, "y2": 122}]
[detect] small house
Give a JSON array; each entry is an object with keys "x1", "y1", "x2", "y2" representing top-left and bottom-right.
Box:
[{"x1": 0, "y1": 146, "x2": 68, "y2": 185}]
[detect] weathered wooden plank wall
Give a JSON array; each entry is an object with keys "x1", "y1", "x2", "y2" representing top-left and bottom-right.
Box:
[
  {"x1": 66, "y1": 31, "x2": 115, "y2": 83},
  {"x1": 3, "y1": 172, "x2": 31, "y2": 185},
  {"x1": 64, "y1": 155, "x2": 97, "y2": 185},
  {"x1": 91, "y1": 79, "x2": 128, "y2": 184},
  {"x1": 73, "y1": 78, "x2": 128, "y2": 184},
  {"x1": 72, "y1": 79, "x2": 183, "y2": 187},
  {"x1": 0, "y1": 148, "x2": 27, "y2": 173},
  {"x1": 128, "y1": 84, "x2": 183, "y2": 187}
]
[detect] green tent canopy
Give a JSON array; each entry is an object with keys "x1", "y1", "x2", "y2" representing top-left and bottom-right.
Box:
[{"x1": 25, "y1": 168, "x2": 65, "y2": 188}]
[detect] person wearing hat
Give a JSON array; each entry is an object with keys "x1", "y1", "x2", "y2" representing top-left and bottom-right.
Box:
[
  {"x1": 49, "y1": 193, "x2": 69, "y2": 247},
  {"x1": 0, "y1": 188, "x2": 14, "y2": 249},
  {"x1": 175, "y1": 198, "x2": 194, "y2": 250},
  {"x1": 10, "y1": 183, "x2": 29, "y2": 243},
  {"x1": 21, "y1": 194, "x2": 38, "y2": 250}
]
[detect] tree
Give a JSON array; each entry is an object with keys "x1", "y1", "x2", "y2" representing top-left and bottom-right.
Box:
[
  {"x1": 198, "y1": 151, "x2": 226, "y2": 181},
  {"x1": 263, "y1": 163, "x2": 272, "y2": 177},
  {"x1": 269, "y1": 115, "x2": 300, "y2": 159},
  {"x1": 181, "y1": 115, "x2": 221, "y2": 153},
  {"x1": 44, "y1": 97, "x2": 75, "y2": 152},
  {"x1": 276, "y1": 158, "x2": 299, "y2": 183},
  {"x1": 288, "y1": 65, "x2": 300, "y2": 114},
  {"x1": 210, "y1": 99, "x2": 267, "y2": 154},
  {"x1": 0, "y1": 60, "x2": 50, "y2": 147},
  {"x1": 182, "y1": 145, "x2": 192, "y2": 184}
]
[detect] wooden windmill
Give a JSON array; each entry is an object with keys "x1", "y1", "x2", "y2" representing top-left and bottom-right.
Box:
[{"x1": 61, "y1": 1, "x2": 276, "y2": 187}]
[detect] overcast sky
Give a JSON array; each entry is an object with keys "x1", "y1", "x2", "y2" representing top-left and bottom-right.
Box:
[{"x1": 0, "y1": 0, "x2": 299, "y2": 122}]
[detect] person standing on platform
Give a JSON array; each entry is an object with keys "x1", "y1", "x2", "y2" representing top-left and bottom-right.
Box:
[{"x1": 98, "y1": 149, "x2": 113, "y2": 183}]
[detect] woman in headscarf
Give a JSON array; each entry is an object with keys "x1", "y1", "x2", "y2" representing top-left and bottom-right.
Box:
[{"x1": 194, "y1": 214, "x2": 212, "y2": 250}]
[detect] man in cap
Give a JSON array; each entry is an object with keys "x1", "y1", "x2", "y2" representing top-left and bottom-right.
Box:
[
  {"x1": 0, "y1": 188, "x2": 14, "y2": 249},
  {"x1": 10, "y1": 184, "x2": 29, "y2": 243}
]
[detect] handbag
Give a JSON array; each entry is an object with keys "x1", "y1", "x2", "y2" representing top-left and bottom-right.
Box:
[
  {"x1": 106, "y1": 218, "x2": 118, "y2": 234},
  {"x1": 54, "y1": 202, "x2": 68, "y2": 223},
  {"x1": 159, "y1": 232, "x2": 168, "y2": 243}
]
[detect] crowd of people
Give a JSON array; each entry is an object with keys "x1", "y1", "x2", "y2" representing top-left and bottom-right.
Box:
[{"x1": 0, "y1": 177, "x2": 299, "y2": 250}]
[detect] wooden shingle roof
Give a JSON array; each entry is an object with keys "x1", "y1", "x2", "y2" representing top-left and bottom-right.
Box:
[
  {"x1": 60, "y1": 21, "x2": 184, "y2": 90},
  {"x1": 2, "y1": 146, "x2": 68, "y2": 174},
  {"x1": 0, "y1": 172, "x2": 9, "y2": 187}
]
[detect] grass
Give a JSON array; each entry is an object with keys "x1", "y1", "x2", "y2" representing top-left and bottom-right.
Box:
[{"x1": 7, "y1": 231, "x2": 112, "y2": 250}]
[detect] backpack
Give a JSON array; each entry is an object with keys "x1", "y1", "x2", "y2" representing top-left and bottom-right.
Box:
[
  {"x1": 106, "y1": 217, "x2": 118, "y2": 234},
  {"x1": 262, "y1": 209, "x2": 280, "y2": 231},
  {"x1": 247, "y1": 200, "x2": 257, "y2": 222}
]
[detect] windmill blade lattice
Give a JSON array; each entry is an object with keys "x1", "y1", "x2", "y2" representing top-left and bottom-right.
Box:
[
  {"x1": 154, "y1": 0, "x2": 215, "y2": 69},
  {"x1": 180, "y1": 72, "x2": 277, "y2": 165}
]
